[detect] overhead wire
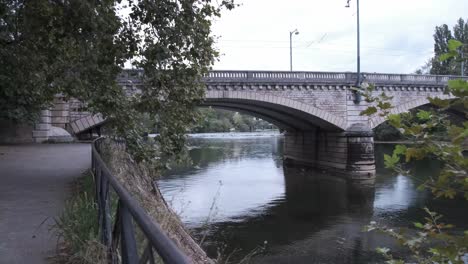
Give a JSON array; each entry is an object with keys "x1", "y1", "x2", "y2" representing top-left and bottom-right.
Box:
[
  {"x1": 215, "y1": 38, "x2": 431, "y2": 53},
  {"x1": 215, "y1": 42, "x2": 434, "y2": 57}
]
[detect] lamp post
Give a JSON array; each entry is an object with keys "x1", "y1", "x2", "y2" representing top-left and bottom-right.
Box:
[
  {"x1": 346, "y1": 0, "x2": 361, "y2": 103},
  {"x1": 289, "y1": 29, "x2": 299, "y2": 71},
  {"x1": 461, "y1": 47, "x2": 465, "y2": 77}
]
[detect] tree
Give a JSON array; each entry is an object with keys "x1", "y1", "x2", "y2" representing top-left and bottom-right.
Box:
[
  {"x1": 0, "y1": 0, "x2": 235, "y2": 163},
  {"x1": 430, "y1": 18, "x2": 468, "y2": 75},
  {"x1": 360, "y1": 39, "x2": 468, "y2": 263},
  {"x1": 454, "y1": 18, "x2": 468, "y2": 51},
  {"x1": 0, "y1": 1, "x2": 125, "y2": 122},
  {"x1": 414, "y1": 60, "x2": 432, "y2": 75}
]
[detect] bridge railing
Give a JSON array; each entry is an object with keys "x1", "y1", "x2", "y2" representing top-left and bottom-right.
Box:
[
  {"x1": 91, "y1": 138, "x2": 190, "y2": 264},
  {"x1": 363, "y1": 73, "x2": 459, "y2": 84},
  {"x1": 117, "y1": 69, "x2": 468, "y2": 85},
  {"x1": 204, "y1": 70, "x2": 349, "y2": 81},
  {"x1": 205, "y1": 70, "x2": 468, "y2": 84}
]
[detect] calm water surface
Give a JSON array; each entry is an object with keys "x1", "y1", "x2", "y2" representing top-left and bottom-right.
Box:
[{"x1": 158, "y1": 133, "x2": 467, "y2": 263}]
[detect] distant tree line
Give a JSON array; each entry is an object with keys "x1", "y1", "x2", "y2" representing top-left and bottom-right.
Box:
[{"x1": 191, "y1": 108, "x2": 276, "y2": 133}]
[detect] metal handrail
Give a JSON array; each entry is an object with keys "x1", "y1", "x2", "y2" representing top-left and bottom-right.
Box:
[{"x1": 91, "y1": 138, "x2": 191, "y2": 264}]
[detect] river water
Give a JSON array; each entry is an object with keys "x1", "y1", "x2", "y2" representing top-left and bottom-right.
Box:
[{"x1": 157, "y1": 133, "x2": 467, "y2": 263}]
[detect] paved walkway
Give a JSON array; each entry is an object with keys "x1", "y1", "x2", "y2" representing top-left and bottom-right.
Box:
[{"x1": 0, "y1": 143, "x2": 91, "y2": 264}]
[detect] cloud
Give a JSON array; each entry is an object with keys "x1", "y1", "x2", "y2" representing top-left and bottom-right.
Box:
[{"x1": 212, "y1": 0, "x2": 468, "y2": 73}]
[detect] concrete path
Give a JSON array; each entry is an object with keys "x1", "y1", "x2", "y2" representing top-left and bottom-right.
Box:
[{"x1": 0, "y1": 143, "x2": 91, "y2": 264}]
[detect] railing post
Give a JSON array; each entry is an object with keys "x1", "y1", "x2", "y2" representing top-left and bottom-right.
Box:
[
  {"x1": 120, "y1": 202, "x2": 138, "y2": 264},
  {"x1": 98, "y1": 169, "x2": 105, "y2": 244},
  {"x1": 91, "y1": 151, "x2": 95, "y2": 174},
  {"x1": 110, "y1": 208, "x2": 121, "y2": 264},
  {"x1": 96, "y1": 168, "x2": 102, "y2": 226},
  {"x1": 100, "y1": 175, "x2": 112, "y2": 246},
  {"x1": 139, "y1": 243, "x2": 156, "y2": 264}
]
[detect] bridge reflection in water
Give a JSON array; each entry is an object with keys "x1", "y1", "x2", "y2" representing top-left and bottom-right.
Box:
[
  {"x1": 158, "y1": 136, "x2": 468, "y2": 263},
  {"x1": 159, "y1": 137, "x2": 393, "y2": 263},
  {"x1": 191, "y1": 166, "x2": 377, "y2": 263}
]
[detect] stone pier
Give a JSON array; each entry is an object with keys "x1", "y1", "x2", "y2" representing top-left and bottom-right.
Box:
[{"x1": 283, "y1": 128, "x2": 375, "y2": 184}]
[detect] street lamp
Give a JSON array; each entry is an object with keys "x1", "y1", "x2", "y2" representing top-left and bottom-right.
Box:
[
  {"x1": 346, "y1": 0, "x2": 362, "y2": 103},
  {"x1": 461, "y1": 46, "x2": 465, "y2": 77},
  {"x1": 289, "y1": 29, "x2": 299, "y2": 71}
]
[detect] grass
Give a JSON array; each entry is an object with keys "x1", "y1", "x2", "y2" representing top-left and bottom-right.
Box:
[{"x1": 51, "y1": 170, "x2": 107, "y2": 264}]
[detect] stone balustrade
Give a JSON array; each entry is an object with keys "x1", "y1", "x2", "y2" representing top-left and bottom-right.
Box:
[{"x1": 116, "y1": 69, "x2": 468, "y2": 86}]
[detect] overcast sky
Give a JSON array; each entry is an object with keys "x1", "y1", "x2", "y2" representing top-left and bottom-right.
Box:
[{"x1": 210, "y1": 0, "x2": 468, "y2": 74}]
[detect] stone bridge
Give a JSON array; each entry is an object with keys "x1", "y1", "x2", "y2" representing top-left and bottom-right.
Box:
[{"x1": 32, "y1": 70, "x2": 466, "y2": 183}]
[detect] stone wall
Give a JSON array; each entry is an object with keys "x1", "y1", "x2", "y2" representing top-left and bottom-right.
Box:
[
  {"x1": 51, "y1": 97, "x2": 70, "y2": 129},
  {"x1": 252, "y1": 86, "x2": 348, "y2": 119},
  {"x1": 0, "y1": 120, "x2": 34, "y2": 144}
]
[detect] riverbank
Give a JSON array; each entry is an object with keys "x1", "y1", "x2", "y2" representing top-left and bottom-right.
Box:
[{"x1": 98, "y1": 140, "x2": 213, "y2": 263}]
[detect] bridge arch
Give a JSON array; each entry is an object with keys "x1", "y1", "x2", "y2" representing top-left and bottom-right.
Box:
[
  {"x1": 198, "y1": 105, "x2": 296, "y2": 131},
  {"x1": 369, "y1": 94, "x2": 455, "y2": 129},
  {"x1": 205, "y1": 90, "x2": 346, "y2": 131}
]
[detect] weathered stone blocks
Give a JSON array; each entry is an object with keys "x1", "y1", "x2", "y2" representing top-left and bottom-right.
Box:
[{"x1": 284, "y1": 129, "x2": 375, "y2": 184}]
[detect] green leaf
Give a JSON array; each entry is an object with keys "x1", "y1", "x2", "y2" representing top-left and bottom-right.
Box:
[
  {"x1": 377, "y1": 101, "x2": 393, "y2": 110},
  {"x1": 416, "y1": 110, "x2": 431, "y2": 121},
  {"x1": 439, "y1": 52, "x2": 455, "y2": 62},
  {"x1": 443, "y1": 188, "x2": 457, "y2": 199},
  {"x1": 376, "y1": 247, "x2": 390, "y2": 254},
  {"x1": 414, "y1": 222, "x2": 424, "y2": 229},
  {"x1": 428, "y1": 97, "x2": 450, "y2": 108},
  {"x1": 384, "y1": 154, "x2": 400, "y2": 169},
  {"x1": 360, "y1": 106, "x2": 378, "y2": 116},
  {"x1": 408, "y1": 125, "x2": 423, "y2": 135},
  {"x1": 447, "y1": 79, "x2": 468, "y2": 97},
  {"x1": 428, "y1": 248, "x2": 440, "y2": 255},
  {"x1": 447, "y1": 39, "x2": 463, "y2": 52},
  {"x1": 387, "y1": 114, "x2": 402, "y2": 127},
  {"x1": 393, "y1": 144, "x2": 407, "y2": 156},
  {"x1": 417, "y1": 184, "x2": 426, "y2": 191}
]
